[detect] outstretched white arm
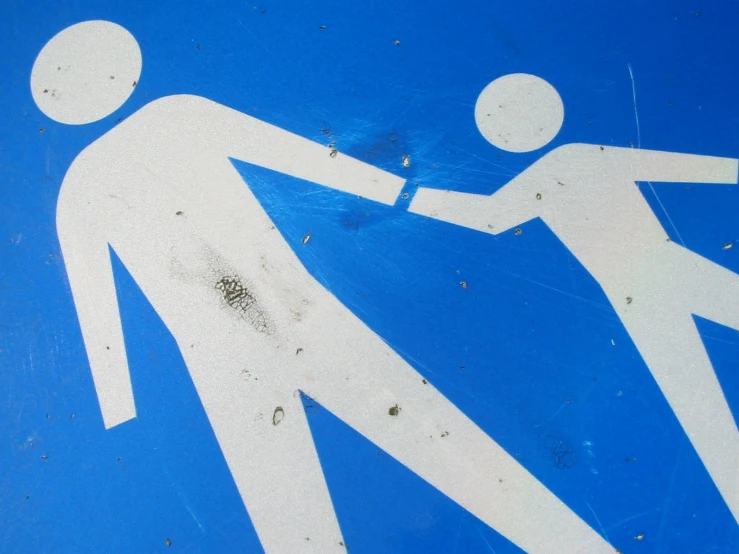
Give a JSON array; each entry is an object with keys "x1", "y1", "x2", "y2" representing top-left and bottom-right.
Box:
[
  {"x1": 626, "y1": 148, "x2": 738, "y2": 184},
  {"x1": 57, "y1": 200, "x2": 135, "y2": 429},
  {"x1": 183, "y1": 95, "x2": 407, "y2": 205},
  {"x1": 409, "y1": 173, "x2": 538, "y2": 235}
]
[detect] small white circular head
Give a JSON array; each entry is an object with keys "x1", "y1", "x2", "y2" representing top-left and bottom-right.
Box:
[
  {"x1": 474, "y1": 73, "x2": 564, "y2": 153},
  {"x1": 31, "y1": 21, "x2": 142, "y2": 125}
]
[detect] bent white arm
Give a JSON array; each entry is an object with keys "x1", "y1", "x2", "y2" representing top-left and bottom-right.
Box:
[
  {"x1": 57, "y1": 199, "x2": 135, "y2": 429},
  {"x1": 409, "y1": 171, "x2": 540, "y2": 235},
  {"x1": 626, "y1": 148, "x2": 738, "y2": 184},
  {"x1": 189, "y1": 96, "x2": 406, "y2": 205},
  {"x1": 409, "y1": 147, "x2": 739, "y2": 234}
]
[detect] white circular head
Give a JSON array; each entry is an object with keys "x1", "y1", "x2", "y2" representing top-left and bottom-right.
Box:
[
  {"x1": 474, "y1": 73, "x2": 564, "y2": 153},
  {"x1": 31, "y1": 21, "x2": 142, "y2": 125}
]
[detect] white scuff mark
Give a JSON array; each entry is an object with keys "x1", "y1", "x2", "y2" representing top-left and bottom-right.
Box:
[
  {"x1": 162, "y1": 465, "x2": 205, "y2": 532},
  {"x1": 602, "y1": 509, "x2": 657, "y2": 534},
  {"x1": 584, "y1": 500, "x2": 610, "y2": 544},
  {"x1": 627, "y1": 64, "x2": 641, "y2": 149},
  {"x1": 474, "y1": 523, "x2": 498, "y2": 553},
  {"x1": 184, "y1": 502, "x2": 205, "y2": 532},
  {"x1": 628, "y1": 63, "x2": 686, "y2": 247},
  {"x1": 402, "y1": 154, "x2": 411, "y2": 168}
]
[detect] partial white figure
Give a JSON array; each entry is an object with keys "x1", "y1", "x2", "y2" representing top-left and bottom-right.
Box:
[
  {"x1": 410, "y1": 73, "x2": 739, "y2": 523},
  {"x1": 35, "y1": 24, "x2": 616, "y2": 554}
]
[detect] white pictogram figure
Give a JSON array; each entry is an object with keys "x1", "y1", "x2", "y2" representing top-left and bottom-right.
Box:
[
  {"x1": 411, "y1": 73, "x2": 739, "y2": 523},
  {"x1": 34, "y1": 23, "x2": 616, "y2": 554}
]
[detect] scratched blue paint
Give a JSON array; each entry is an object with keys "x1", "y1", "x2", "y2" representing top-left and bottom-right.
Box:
[{"x1": 1, "y1": 1, "x2": 738, "y2": 552}]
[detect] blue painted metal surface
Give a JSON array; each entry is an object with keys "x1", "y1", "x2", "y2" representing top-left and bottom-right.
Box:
[{"x1": 1, "y1": 1, "x2": 738, "y2": 552}]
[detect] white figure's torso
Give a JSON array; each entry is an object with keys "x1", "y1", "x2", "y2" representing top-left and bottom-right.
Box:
[
  {"x1": 501, "y1": 144, "x2": 674, "y2": 286},
  {"x1": 59, "y1": 95, "x2": 359, "y2": 390}
]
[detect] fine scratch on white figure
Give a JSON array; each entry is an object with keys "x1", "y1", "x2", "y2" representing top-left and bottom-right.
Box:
[
  {"x1": 33, "y1": 22, "x2": 616, "y2": 554},
  {"x1": 410, "y1": 72, "x2": 739, "y2": 524}
]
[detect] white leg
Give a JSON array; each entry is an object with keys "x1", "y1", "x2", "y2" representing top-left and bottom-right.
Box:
[
  {"x1": 301, "y1": 320, "x2": 615, "y2": 554},
  {"x1": 189, "y1": 358, "x2": 346, "y2": 554},
  {"x1": 619, "y1": 309, "x2": 739, "y2": 523}
]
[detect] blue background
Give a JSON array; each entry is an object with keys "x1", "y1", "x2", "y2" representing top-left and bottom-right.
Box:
[{"x1": 1, "y1": 1, "x2": 738, "y2": 552}]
